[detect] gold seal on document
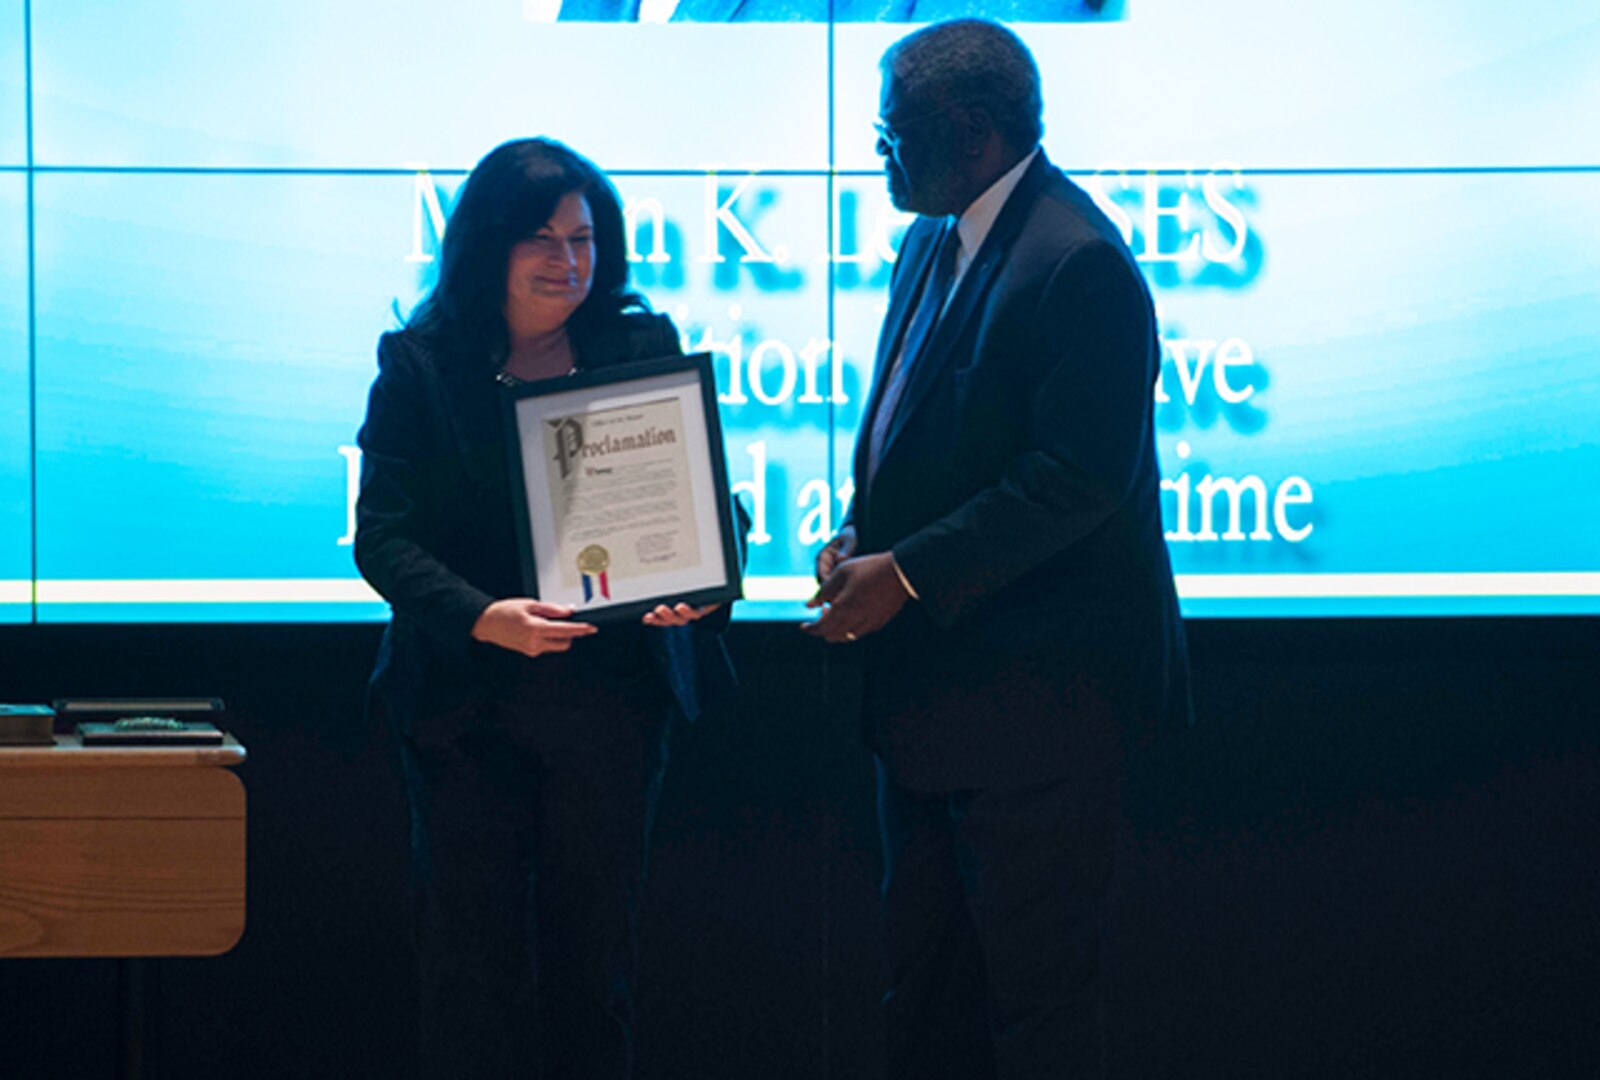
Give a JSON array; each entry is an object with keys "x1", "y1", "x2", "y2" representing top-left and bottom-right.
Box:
[{"x1": 577, "y1": 545, "x2": 611, "y2": 575}]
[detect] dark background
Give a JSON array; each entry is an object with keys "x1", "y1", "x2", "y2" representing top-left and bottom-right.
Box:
[{"x1": 1, "y1": 617, "x2": 1596, "y2": 1079}]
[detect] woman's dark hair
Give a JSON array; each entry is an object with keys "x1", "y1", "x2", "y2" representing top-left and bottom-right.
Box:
[{"x1": 406, "y1": 138, "x2": 642, "y2": 361}]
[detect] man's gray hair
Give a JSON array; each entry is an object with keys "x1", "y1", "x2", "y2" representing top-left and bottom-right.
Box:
[{"x1": 881, "y1": 19, "x2": 1044, "y2": 152}]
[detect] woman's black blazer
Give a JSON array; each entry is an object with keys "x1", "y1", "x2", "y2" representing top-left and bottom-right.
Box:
[{"x1": 354, "y1": 312, "x2": 737, "y2": 739}]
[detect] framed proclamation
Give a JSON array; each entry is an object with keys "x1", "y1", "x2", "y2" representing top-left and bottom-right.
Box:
[{"x1": 501, "y1": 353, "x2": 743, "y2": 624}]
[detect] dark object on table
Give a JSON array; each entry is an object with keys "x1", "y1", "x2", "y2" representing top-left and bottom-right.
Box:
[
  {"x1": 76, "y1": 717, "x2": 225, "y2": 746},
  {"x1": 52, "y1": 696, "x2": 225, "y2": 718},
  {"x1": 0, "y1": 703, "x2": 56, "y2": 746},
  {"x1": 54, "y1": 698, "x2": 227, "y2": 746}
]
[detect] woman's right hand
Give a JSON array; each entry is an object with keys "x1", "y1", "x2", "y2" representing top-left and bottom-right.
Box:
[{"x1": 470, "y1": 599, "x2": 597, "y2": 657}]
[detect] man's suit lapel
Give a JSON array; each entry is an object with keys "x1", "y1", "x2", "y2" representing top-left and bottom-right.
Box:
[
  {"x1": 854, "y1": 221, "x2": 943, "y2": 484},
  {"x1": 876, "y1": 153, "x2": 1054, "y2": 471}
]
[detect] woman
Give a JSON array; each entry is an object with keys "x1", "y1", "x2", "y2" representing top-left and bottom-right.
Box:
[{"x1": 354, "y1": 138, "x2": 736, "y2": 1079}]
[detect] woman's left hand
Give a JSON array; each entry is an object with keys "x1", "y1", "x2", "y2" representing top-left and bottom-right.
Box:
[{"x1": 642, "y1": 602, "x2": 720, "y2": 628}]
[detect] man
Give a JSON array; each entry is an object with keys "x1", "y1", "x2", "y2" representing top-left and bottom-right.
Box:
[{"x1": 804, "y1": 19, "x2": 1190, "y2": 1080}]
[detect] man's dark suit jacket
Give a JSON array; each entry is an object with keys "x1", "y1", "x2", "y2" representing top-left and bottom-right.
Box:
[
  {"x1": 853, "y1": 152, "x2": 1190, "y2": 792},
  {"x1": 355, "y1": 313, "x2": 737, "y2": 743}
]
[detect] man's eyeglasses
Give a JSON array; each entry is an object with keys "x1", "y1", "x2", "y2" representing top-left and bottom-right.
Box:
[{"x1": 873, "y1": 111, "x2": 944, "y2": 150}]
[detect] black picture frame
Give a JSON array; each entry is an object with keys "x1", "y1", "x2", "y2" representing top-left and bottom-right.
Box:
[{"x1": 500, "y1": 352, "x2": 742, "y2": 625}]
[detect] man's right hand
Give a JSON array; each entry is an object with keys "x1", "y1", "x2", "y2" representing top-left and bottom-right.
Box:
[
  {"x1": 814, "y1": 526, "x2": 858, "y2": 583},
  {"x1": 471, "y1": 599, "x2": 597, "y2": 657}
]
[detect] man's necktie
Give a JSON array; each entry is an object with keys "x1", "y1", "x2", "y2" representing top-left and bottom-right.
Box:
[{"x1": 866, "y1": 221, "x2": 961, "y2": 482}]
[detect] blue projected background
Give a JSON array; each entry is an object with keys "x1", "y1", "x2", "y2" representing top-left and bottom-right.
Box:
[{"x1": 2, "y1": 0, "x2": 1598, "y2": 623}]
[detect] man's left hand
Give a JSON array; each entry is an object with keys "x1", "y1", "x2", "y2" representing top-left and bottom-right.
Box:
[{"x1": 801, "y1": 553, "x2": 909, "y2": 644}]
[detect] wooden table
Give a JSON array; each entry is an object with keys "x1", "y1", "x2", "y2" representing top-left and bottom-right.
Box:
[
  {"x1": 0, "y1": 734, "x2": 247, "y2": 1078},
  {"x1": 0, "y1": 734, "x2": 247, "y2": 958}
]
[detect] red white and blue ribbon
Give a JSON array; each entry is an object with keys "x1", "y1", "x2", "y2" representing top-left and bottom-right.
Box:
[{"x1": 581, "y1": 571, "x2": 610, "y2": 603}]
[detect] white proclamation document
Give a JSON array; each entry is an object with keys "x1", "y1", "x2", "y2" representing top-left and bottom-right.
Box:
[{"x1": 539, "y1": 396, "x2": 702, "y2": 596}]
